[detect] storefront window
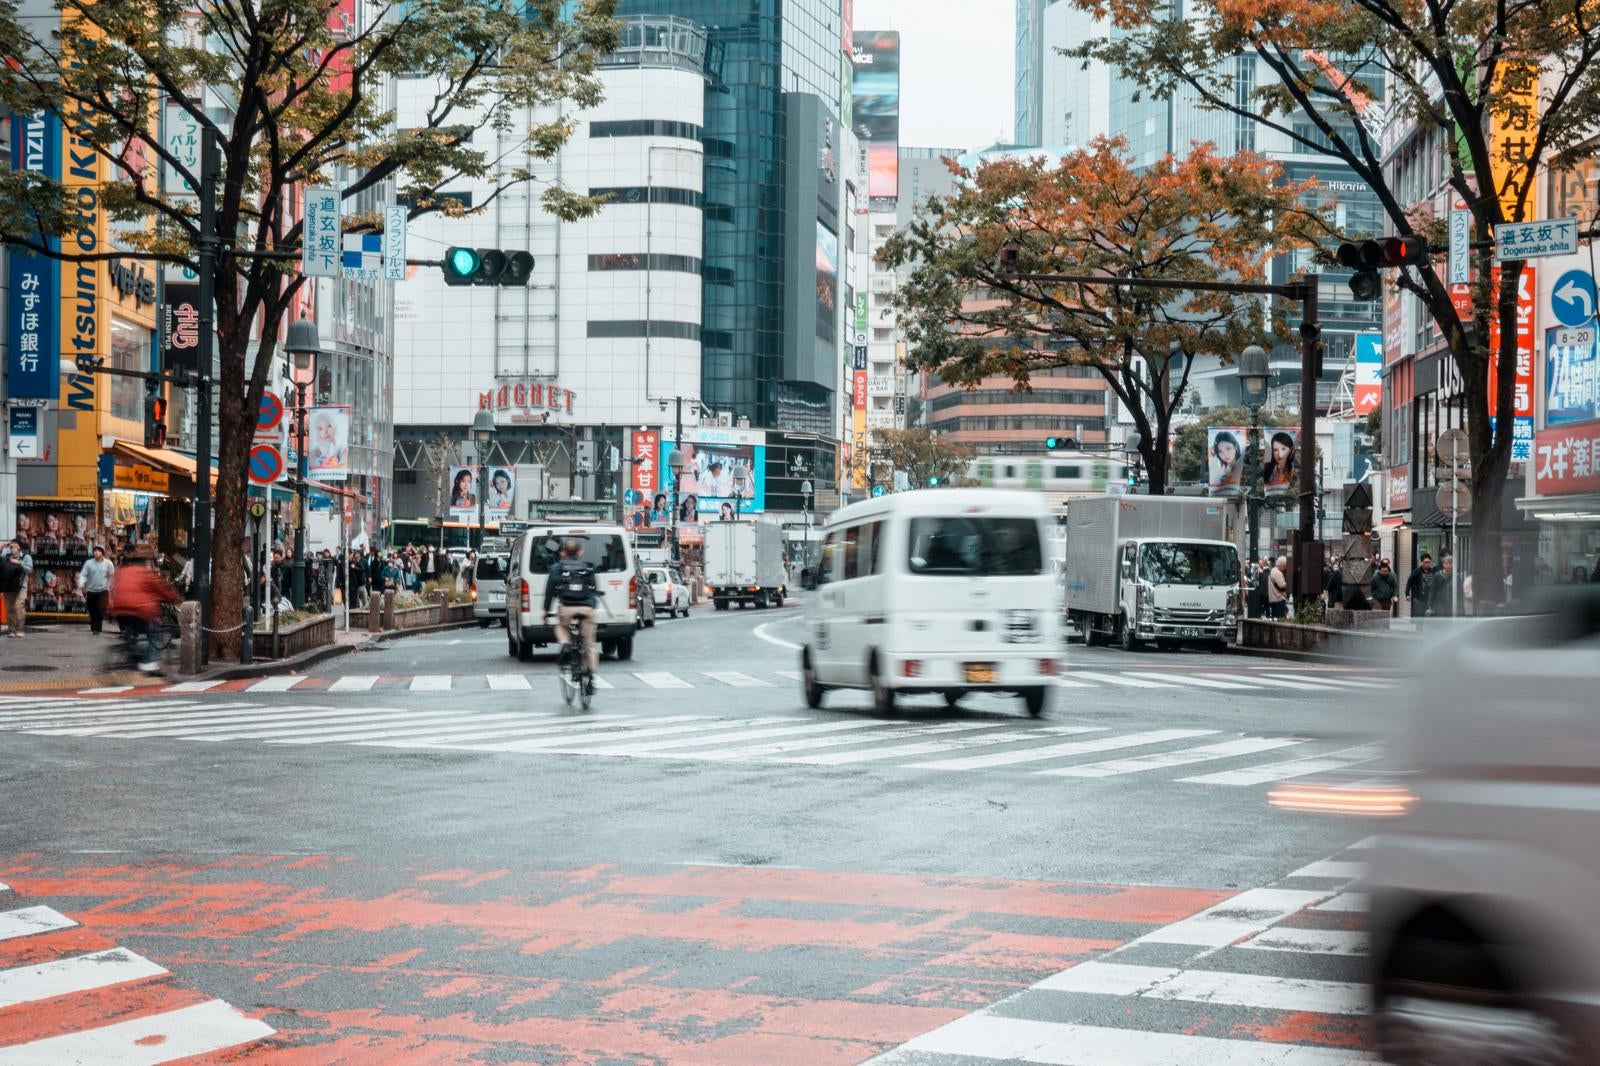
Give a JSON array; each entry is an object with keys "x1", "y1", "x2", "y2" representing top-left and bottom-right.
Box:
[{"x1": 110, "y1": 318, "x2": 151, "y2": 423}]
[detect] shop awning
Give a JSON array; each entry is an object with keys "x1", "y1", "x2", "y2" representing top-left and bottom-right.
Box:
[
  {"x1": 110, "y1": 441, "x2": 219, "y2": 487},
  {"x1": 1516, "y1": 493, "x2": 1600, "y2": 521}
]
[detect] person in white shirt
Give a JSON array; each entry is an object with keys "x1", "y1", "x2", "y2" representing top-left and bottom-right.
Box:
[{"x1": 78, "y1": 546, "x2": 115, "y2": 634}]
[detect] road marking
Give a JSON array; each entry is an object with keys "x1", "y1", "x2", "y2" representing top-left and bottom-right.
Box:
[
  {"x1": 360, "y1": 715, "x2": 642, "y2": 748},
  {"x1": 1123, "y1": 671, "x2": 1252, "y2": 690},
  {"x1": 0, "y1": 699, "x2": 180, "y2": 722},
  {"x1": 1179, "y1": 743, "x2": 1383, "y2": 786},
  {"x1": 907, "y1": 728, "x2": 1216, "y2": 772},
  {"x1": 162, "y1": 680, "x2": 227, "y2": 693},
  {"x1": 1051, "y1": 676, "x2": 1098, "y2": 688},
  {"x1": 869, "y1": 1014, "x2": 1377, "y2": 1065},
  {"x1": 486, "y1": 674, "x2": 532, "y2": 691},
  {"x1": 1288, "y1": 859, "x2": 1367, "y2": 881},
  {"x1": 566, "y1": 719, "x2": 889, "y2": 758},
  {"x1": 328, "y1": 675, "x2": 380, "y2": 692},
  {"x1": 634, "y1": 672, "x2": 692, "y2": 689},
  {"x1": 20, "y1": 704, "x2": 283, "y2": 735},
  {"x1": 775, "y1": 670, "x2": 803, "y2": 681},
  {"x1": 1314, "y1": 892, "x2": 1368, "y2": 913},
  {"x1": 0, "y1": 881, "x2": 7, "y2": 891},
  {"x1": 409, "y1": 675, "x2": 451, "y2": 691},
  {"x1": 590, "y1": 675, "x2": 614, "y2": 690},
  {"x1": 1209, "y1": 672, "x2": 1322, "y2": 690},
  {"x1": 79, "y1": 685, "x2": 135, "y2": 694},
  {"x1": 692, "y1": 722, "x2": 997, "y2": 762},
  {"x1": 1240, "y1": 927, "x2": 1368, "y2": 957},
  {"x1": 1134, "y1": 888, "x2": 1329, "y2": 948},
  {"x1": 206, "y1": 710, "x2": 476, "y2": 742},
  {"x1": 1037, "y1": 959, "x2": 1369, "y2": 1015},
  {"x1": 0, "y1": 905, "x2": 76, "y2": 942},
  {"x1": 1060, "y1": 671, "x2": 1176, "y2": 689},
  {"x1": 454, "y1": 716, "x2": 718, "y2": 753},
  {"x1": 1039, "y1": 736, "x2": 1306, "y2": 778},
  {"x1": 267, "y1": 711, "x2": 544, "y2": 745},
  {"x1": 0, "y1": 998, "x2": 275, "y2": 1066},
  {"x1": 704, "y1": 671, "x2": 772, "y2": 688},
  {"x1": 0, "y1": 947, "x2": 167, "y2": 1009},
  {"x1": 73, "y1": 707, "x2": 364, "y2": 739},
  {"x1": 752, "y1": 620, "x2": 801, "y2": 651},
  {"x1": 245, "y1": 675, "x2": 304, "y2": 692},
  {"x1": 1268, "y1": 673, "x2": 1382, "y2": 689},
  {"x1": 769, "y1": 727, "x2": 1090, "y2": 766}
]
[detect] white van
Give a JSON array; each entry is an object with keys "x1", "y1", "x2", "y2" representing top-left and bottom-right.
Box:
[
  {"x1": 505, "y1": 523, "x2": 641, "y2": 662},
  {"x1": 799, "y1": 490, "x2": 1062, "y2": 716}
]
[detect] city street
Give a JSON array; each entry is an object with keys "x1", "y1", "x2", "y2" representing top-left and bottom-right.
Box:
[{"x1": 1, "y1": 606, "x2": 1391, "y2": 1063}]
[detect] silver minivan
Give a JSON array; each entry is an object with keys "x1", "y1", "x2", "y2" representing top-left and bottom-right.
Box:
[{"x1": 471, "y1": 553, "x2": 510, "y2": 627}]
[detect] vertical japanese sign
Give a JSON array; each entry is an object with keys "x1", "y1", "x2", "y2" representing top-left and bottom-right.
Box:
[
  {"x1": 852, "y1": 370, "x2": 868, "y2": 490},
  {"x1": 1546, "y1": 326, "x2": 1598, "y2": 427},
  {"x1": 625, "y1": 429, "x2": 661, "y2": 530},
  {"x1": 854, "y1": 291, "x2": 868, "y2": 335},
  {"x1": 1487, "y1": 266, "x2": 1536, "y2": 461},
  {"x1": 302, "y1": 188, "x2": 341, "y2": 278},
  {"x1": 163, "y1": 102, "x2": 201, "y2": 196},
  {"x1": 7, "y1": 113, "x2": 61, "y2": 400},
  {"x1": 1448, "y1": 209, "x2": 1471, "y2": 285},
  {"x1": 1354, "y1": 333, "x2": 1382, "y2": 413},
  {"x1": 383, "y1": 205, "x2": 407, "y2": 281},
  {"x1": 1489, "y1": 63, "x2": 1539, "y2": 223}
]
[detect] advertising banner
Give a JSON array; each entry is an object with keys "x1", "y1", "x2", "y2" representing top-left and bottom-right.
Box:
[
  {"x1": 1487, "y1": 265, "x2": 1536, "y2": 461},
  {"x1": 816, "y1": 221, "x2": 839, "y2": 333},
  {"x1": 447, "y1": 465, "x2": 479, "y2": 519},
  {"x1": 659, "y1": 428, "x2": 768, "y2": 518},
  {"x1": 624, "y1": 429, "x2": 667, "y2": 532},
  {"x1": 1533, "y1": 420, "x2": 1600, "y2": 498},
  {"x1": 1206, "y1": 426, "x2": 1247, "y2": 497},
  {"x1": 57, "y1": 63, "x2": 108, "y2": 501},
  {"x1": 1354, "y1": 332, "x2": 1382, "y2": 414},
  {"x1": 1261, "y1": 428, "x2": 1299, "y2": 498},
  {"x1": 484, "y1": 466, "x2": 515, "y2": 519},
  {"x1": 16, "y1": 500, "x2": 96, "y2": 617},
  {"x1": 7, "y1": 112, "x2": 61, "y2": 401},
  {"x1": 851, "y1": 31, "x2": 900, "y2": 200},
  {"x1": 307, "y1": 406, "x2": 350, "y2": 482},
  {"x1": 1546, "y1": 325, "x2": 1599, "y2": 428}
]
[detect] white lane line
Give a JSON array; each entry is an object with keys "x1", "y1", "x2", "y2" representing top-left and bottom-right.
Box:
[
  {"x1": 769, "y1": 727, "x2": 1094, "y2": 767},
  {"x1": 869, "y1": 1013, "x2": 1377, "y2": 1065},
  {"x1": 1314, "y1": 892, "x2": 1368, "y2": 913},
  {"x1": 1240, "y1": 927, "x2": 1368, "y2": 957},
  {"x1": 1037, "y1": 959, "x2": 1369, "y2": 1016},
  {"x1": 704, "y1": 671, "x2": 772, "y2": 688},
  {"x1": 0, "y1": 881, "x2": 8, "y2": 892},
  {"x1": 409, "y1": 675, "x2": 451, "y2": 691},
  {"x1": 1039, "y1": 737, "x2": 1307, "y2": 779},
  {"x1": 20, "y1": 704, "x2": 287, "y2": 736},
  {"x1": 245, "y1": 675, "x2": 305, "y2": 693},
  {"x1": 79, "y1": 686, "x2": 135, "y2": 695},
  {"x1": 906, "y1": 728, "x2": 1217, "y2": 772},
  {"x1": 1288, "y1": 859, "x2": 1367, "y2": 881},
  {"x1": 775, "y1": 671, "x2": 803, "y2": 681},
  {"x1": 753, "y1": 621, "x2": 801, "y2": 651},
  {"x1": 486, "y1": 674, "x2": 533, "y2": 691},
  {"x1": 328, "y1": 675, "x2": 380, "y2": 692},
  {"x1": 559, "y1": 719, "x2": 889, "y2": 758},
  {"x1": 1134, "y1": 888, "x2": 1329, "y2": 948},
  {"x1": 359, "y1": 715, "x2": 641, "y2": 749},
  {"x1": 634, "y1": 672, "x2": 693, "y2": 689},
  {"x1": 0, "y1": 998, "x2": 275, "y2": 1066},
  {"x1": 0, "y1": 698, "x2": 176, "y2": 720},
  {"x1": 1179, "y1": 743, "x2": 1383, "y2": 786},
  {"x1": 0, "y1": 905, "x2": 77, "y2": 942},
  {"x1": 1122, "y1": 672, "x2": 1253, "y2": 690},
  {"x1": 1061, "y1": 671, "x2": 1177, "y2": 689},
  {"x1": 590, "y1": 675, "x2": 615, "y2": 690},
  {"x1": 1268, "y1": 673, "x2": 1381, "y2": 690},
  {"x1": 454, "y1": 716, "x2": 717, "y2": 753},
  {"x1": 66, "y1": 707, "x2": 364, "y2": 739},
  {"x1": 1051, "y1": 676, "x2": 1098, "y2": 689},
  {"x1": 1209, "y1": 672, "x2": 1322, "y2": 690},
  {"x1": 0, "y1": 947, "x2": 167, "y2": 1009},
  {"x1": 162, "y1": 680, "x2": 227, "y2": 693},
  {"x1": 267, "y1": 712, "x2": 543, "y2": 745},
  {"x1": 199, "y1": 710, "x2": 472, "y2": 742},
  {"x1": 696, "y1": 723, "x2": 997, "y2": 762}
]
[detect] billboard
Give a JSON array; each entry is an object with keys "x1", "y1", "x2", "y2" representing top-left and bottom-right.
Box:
[
  {"x1": 1487, "y1": 265, "x2": 1536, "y2": 461},
  {"x1": 448, "y1": 465, "x2": 478, "y2": 519},
  {"x1": 624, "y1": 428, "x2": 668, "y2": 532},
  {"x1": 1206, "y1": 427, "x2": 1246, "y2": 497},
  {"x1": 1354, "y1": 332, "x2": 1382, "y2": 414},
  {"x1": 816, "y1": 221, "x2": 839, "y2": 336},
  {"x1": 660, "y1": 427, "x2": 768, "y2": 518},
  {"x1": 1547, "y1": 326, "x2": 1598, "y2": 427},
  {"x1": 307, "y1": 406, "x2": 350, "y2": 482},
  {"x1": 484, "y1": 466, "x2": 515, "y2": 519},
  {"x1": 852, "y1": 31, "x2": 900, "y2": 200},
  {"x1": 7, "y1": 112, "x2": 61, "y2": 401},
  {"x1": 1261, "y1": 428, "x2": 1298, "y2": 498}
]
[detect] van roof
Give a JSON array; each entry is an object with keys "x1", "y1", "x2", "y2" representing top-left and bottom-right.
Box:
[{"x1": 824, "y1": 489, "x2": 1049, "y2": 528}]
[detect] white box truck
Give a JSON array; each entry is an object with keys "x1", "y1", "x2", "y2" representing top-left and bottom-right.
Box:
[
  {"x1": 1062, "y1": 495, "x2": 1240, "y2": 650},
  {"x1": 704, "y1": 520, "x2": 788, "y2": 609}
]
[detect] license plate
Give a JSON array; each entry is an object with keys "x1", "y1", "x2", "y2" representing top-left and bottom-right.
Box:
[
  {"x1": 1180, "y1": 627, "x2": 1199, "y2": 637},
  {"x1": 964, "y1": 663, "x2": 997, "y2": 684}
]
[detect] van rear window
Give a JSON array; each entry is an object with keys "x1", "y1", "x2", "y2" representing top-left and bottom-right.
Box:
[
  {"x1": 906, "y1": 517, "x2": 1042, "y2": 576},
  {"x1": 475, "y1": 555, "x2": 509, "y2": 581},
  {"x1": 530, "y1": 534, "x2": 628, "y2": 574}
]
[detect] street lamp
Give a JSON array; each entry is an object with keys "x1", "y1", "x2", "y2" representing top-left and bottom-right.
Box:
[
  {"x1": 1237, "y1": 344, "x2": 1270, "y2": 565},
  {"x1": 667, "y1": 448, "x2": 686, "y2": 565},
  {"x1": 471, "y1": 409, "x2": 496, "y2": 549},
  {"x1": 800, "y1": 479, "x2": 813, "y2": 568},
  {"x1": 284, "y1": 317, "x2": 321, "y2": 610}
]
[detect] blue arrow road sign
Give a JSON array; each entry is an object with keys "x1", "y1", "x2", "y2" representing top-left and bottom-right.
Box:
[{"x1": 1551, "y1": 269, "x2": 1596, "y2": 327}]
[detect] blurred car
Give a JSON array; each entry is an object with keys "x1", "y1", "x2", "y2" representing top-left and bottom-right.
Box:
[
  {"x1": 471, "y1": 553, "x2": 510, "y2": 627},
  {"x1": 634, "y1": 558, "x2": 656, "y2": 629},
  {"x1": 1367, "y1": 588, "x2": 1600, "y2": 1064},
  {"x1": 646, "y1": 566, "x2": 691, "y2": 618}
]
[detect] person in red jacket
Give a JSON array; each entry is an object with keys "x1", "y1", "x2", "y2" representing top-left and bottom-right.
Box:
[{"x1": 110, "y1": 546, "x2": 181, "y2": 673}]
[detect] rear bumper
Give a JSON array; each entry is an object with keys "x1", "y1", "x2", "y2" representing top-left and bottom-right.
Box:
[
  {"x1": 878, "y1": 652, "x2": 1059, "y2": 690},
  {"x1": 473, "y1": 603, "x2": 507, "y2": 620},
  {"x1": 514, "y1": 620, "x2": 636, "y2": 644}
]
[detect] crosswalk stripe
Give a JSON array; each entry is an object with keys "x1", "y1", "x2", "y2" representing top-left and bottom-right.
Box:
[
  {"x1": 1135, "y1": 888, "x2": 1328, "y2": 948},
  {"x1": 1039, "y1": 736, "x2": 1307, "y2": 779},
  {"x1": 1240, "y1": 927, "x2": 1368, "y2": 957},
  {"x1": 409, "y1": 675, "x2": 451, "y2": 691},
  {"x1": 246, "y1": 675, "x2": 305, "y2": 693},
  {"x1": 557, "y1": 719, "x2": 889, "y2": 758},
  {"x1": 634, "y1": 672, "x2": 692, "y2": 689},
  {"x1": 485, "y1": 674, "x2": 532, "y2": 691},
  {"x1": 692, "y1": 722, "x2": 998, "y2": 762},
  {"x1": 775, "y1": 671, "x2": 803, "y2": 681},
  {"x1": 1267, "y1": 673, "x2": 1381, "y2": 689},
  {"x1": 770, "y1": 726, "x2": 1096, "y2": 767},
  {"x1": 869, "y1": 1013, "x2": 1376, "y2": 1065},
  {"x1": 0, "y1": 905, "x2": 77, "y2": 942},
  {"x1": 452, "y1": 716, "x2": 717, "y2": 753},
  {"x1": 178, "y1": 709, "x2": 462, "y2": 742},
  {"x1": 1288, "y1": 859, "x2": 1367, "y2": 881},
  {"x1": 19, "y1": 704, "x2": 276, "y2": 736},
  {"x1": 1212, "y1": 672, "x2": 1322, "y2": 690},
  {"x1": 1123, "y1": 672, "x2": 1252, "y2": 690},
  {"x1": 590, "y1": 675, "x2": 614, "y2": 690},
  {"x1": 1051, "y1": 676, "x2": 1098, "y2": 688},
  {"x1": 1060, "y1": 671, "x2": 1176, "y2": 689},
  {"x1": 356, "y1": 716, "x2": 641, "y2": 749},
  {"x1": 0, "y1": 697, "x2": 160, "y2": 718},
  {"x1": 907, "y1": 728, "x2": 1216, "y2": 772},
  {"x1": 505, "y1": 717, "x2": 808, "y2": 756},
  {"x1": 1314, "y1": 892, "x2": 1368, "y2": 913},
  {"x1": 327, "y1": 675, "x2": 380, "y2": 692},
  {"x1": 704, "y1": 671, "x2": 772, "y2": 688},
  {"x1": 79, "y1": 685, "x2": 135, "y2": 694},
  {"x1": 1178, "y1": 743, "x2": 1383, "y2": 786},
  {"x1": 0, "y1": 998, "x2": 275, "y2": 1066},
  {"x1": 48, "y1": 707, "x2": 358, "y2": 739},
  {"x1": 1036, "y1": 959, "x2": 1369, "y2": 1015},
  {"x1": 162, "y1": 680, "x2": 227, "y2": 693},
  {"x1": 265, "y1": 711, "x2": 546, "y2": 745},
  {"x1": 0, "y1": 947, "x2": 167, "y2": 1009}
]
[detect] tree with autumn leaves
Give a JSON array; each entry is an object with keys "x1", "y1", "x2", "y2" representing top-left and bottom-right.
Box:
[
  {"x1": 1066, "y1": 0, "x2": 1600, "y2": 598},
  {"x1": 0, "y1": 0, "x2": 619, "y2": 652},
  {"x1": 879, "y1": 138, "x2": 1323, "y2": 495}
]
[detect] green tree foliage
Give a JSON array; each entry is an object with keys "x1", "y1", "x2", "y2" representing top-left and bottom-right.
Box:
[{"x1": 876, "y1": 428, "x2": 975, "y2": 488}]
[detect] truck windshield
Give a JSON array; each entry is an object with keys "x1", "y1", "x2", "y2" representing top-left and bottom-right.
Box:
[
  {"x1": 1138, "y1": 543, "x2": 1238, "y2": 586},
  {"x1": 907, "y1": 517, "x2": 1042, "y2": 576}
]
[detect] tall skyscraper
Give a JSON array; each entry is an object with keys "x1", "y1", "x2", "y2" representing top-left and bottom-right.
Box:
[{"x1": 1014, "y1": 0, "x2": 1047, "y2": 146}]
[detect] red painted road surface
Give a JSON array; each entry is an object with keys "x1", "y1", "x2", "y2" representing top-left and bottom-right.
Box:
[{"x1": 1, "y1": 854, "x2": 1238, "y2": 1063}]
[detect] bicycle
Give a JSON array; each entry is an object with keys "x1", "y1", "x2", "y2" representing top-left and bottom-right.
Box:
[
  {"x1": 549, "y1": 601, "x2": 612, "y2": 711},
  {"x1": 110, "y1": 601, "x2": 181, "y2": 675}
]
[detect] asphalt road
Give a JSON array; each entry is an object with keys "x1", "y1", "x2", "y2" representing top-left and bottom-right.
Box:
[{"x1": 0, "y1": 603, "x2": 1391, "y2": 1063}]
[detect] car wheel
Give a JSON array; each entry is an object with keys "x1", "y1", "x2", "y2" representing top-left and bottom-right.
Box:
[
  {"x1": 1118, "y1": 615, "x2": 1139, "y2": 651},
  {"x1": 601, "y1": 639, "x2": 616, "y2": 659},
  {"x1": 615, "y1": 636, "x2": 634, "y2": 662},
  {"x1": 1022, "y1": 686, "x2": 1049, "y2": 717},
  {"x1": 479, "y1": 618, "x2": 492, "y2": 629},
  {"x1": 517, "y1": 639, "x2": 533, "y2": 663},
  {"x1": 715, "y1": 601, "x2": 728, "y2": 611},
  {"x1": 870, "y1": 660, "x2": 896, "y2": 716},
  {"x1": 802, "y1": 651, "x2": 826, "y2": 710},
  {"x1": 1155, "y1": 638, "x2": 1176, "y2": 652},
  {"x1": 508, "y1": 632, "x2": 518, "y2": 657},
  {"x1": 943, "y1": 690, "x2": 962, "y2": 708},
  {"x1": 772, "y1": 592, "x2": 783, "y2": 608}
]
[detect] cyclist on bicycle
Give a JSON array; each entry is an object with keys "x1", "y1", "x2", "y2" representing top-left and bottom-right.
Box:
[
  {"x1": 543, "y1": 539, "x2": 600, "y2": 693},
  {"x1": 110, "y1": 546, "x2": 181, "y2": 674}
]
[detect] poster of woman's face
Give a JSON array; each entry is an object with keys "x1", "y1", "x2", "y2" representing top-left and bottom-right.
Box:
[
  {"x1": 448, "y1": 466, "x2": 478, "y2": 510},
  {"x1": 1262, "y1": 430, "x2": 1298, "y2": 494},
  {"x1": 1206, "y1": 427, "x2": 1245, "y2": 497}
]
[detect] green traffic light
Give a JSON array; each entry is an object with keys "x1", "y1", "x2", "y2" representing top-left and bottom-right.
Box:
[
  {"x1": 1045, "y1": 436, "x2": 1060, "y2": 449},
  {"x1": 450, "y1": 248, "x2": 479, "y2": 274}
]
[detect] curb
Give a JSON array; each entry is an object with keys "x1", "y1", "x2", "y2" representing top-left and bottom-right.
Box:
[{"x1": 194, "y1": 619, "x2": 479, "y2": 681}]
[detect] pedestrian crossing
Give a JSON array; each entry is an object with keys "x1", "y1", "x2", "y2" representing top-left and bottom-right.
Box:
[
  {"x1": 868, "y1": 846, "x2": 1376, "y2": 1064},
  {"x1": 0, "y1": 693, "x2": 1383, "y2": 786},
  {"x1": 0, "y1": 885, "x2": 273, "y2": 1062},
  {"x1": 72, "y1": 664, "x2": 1390, "y2": 699}
]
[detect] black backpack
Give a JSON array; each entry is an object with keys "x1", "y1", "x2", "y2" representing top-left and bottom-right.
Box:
[{"x1": 553, "y1": 561, "x2": 598, "y2": 606}]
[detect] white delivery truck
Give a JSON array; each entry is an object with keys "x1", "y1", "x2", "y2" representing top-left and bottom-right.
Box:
[
  {"x1": 1062, "y1": 495, "x2": 1240, "y2": 651},
  {"x1": 704, "y1": 519, "x2": 788, "y2": 609}
]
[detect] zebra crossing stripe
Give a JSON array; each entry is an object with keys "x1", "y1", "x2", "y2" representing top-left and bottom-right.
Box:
[
  {"x1": 757, "y1": 727, "x2": 1092, "y2": 767},
  {"x1": 409, "y1": 675, "x2": 451, "y2": 691},
  {"x1": 453, "y1": 716, "x2": 717, "y2": 753},
  {"x1": 1059, "y1": 671, "x2": 1176, "y2": 689},
  {"x1": 1240, "y1": 927, "x2": 1368, "y2": 957},
  {"x1": 0, "y1": 947, "x2": 167, "y2": 1009},
  {"x1": 1288, "y1": 859, "x2": 1367, "y2": 881},
  {"x1": 775, "y1": 671, "x2": 803, "y2": 681},
  {"x1": 486, "y1": 674, "x2": 532, "y2": 691},
  {"x1": 688, "y1": 722, "x2": 998, "y2": 762},
  {"x1": 182, "y1": 709, "x2": 462, "y2": 743},
  {"x1": 1268, "y1": 673, "x2": 1380, "y2": 689},
  {"x1": 704, "y1": 671, "x2": 772, "y2": 688},
  {"x1": 0, "y1": 998, "x2": 275, "y2": 1066},
  {"x1": 1178, "y1": 743, "x2": 1382, "y2": 786},
  {"x1": 1314, "y1": 893, "x2": 1368, "y2": 913},
  {"x1": 328, "y1": 675, "x2": 380, "y2": 692},
  {"x1": 1134, "y1": 888, "x2": 1329, "y2": 948},
  {"x1": 590, "y1": 675, "x2": 614, "y2": 690},
  {"x1": 265, "y1": 711, "x2": 545, "y2": 745},
  {"x1": 356, "y1": 716, "x2": 641, "y2": 749},
  {"x1": 907, "y1": 728, "x2": 1216, "y2": 772},
  {"x1": 1039, "y1": 736, "x2": 1306, "y2": 779},
  {"x1": 1036, "y1": 959, "x2": 1369, "y2": 1015},
  {"x1": 18, "y1": 704, "x2": 275, "y2": 736},
  {"x1": 0, "y1": 699, "x2": 178, "y2": 722},
  {"x1": 55, "y1": 706, "x2": 355, "y2": 739},
  {"x1": 162, "y1": 680, "x2": 228, "y2": 693},
  {"x1": 1051, "y1": 676, "x2": 1098, "y2": 688},
  {"x1": 0, "y1": 905, "x2": 76, "y2": 942},
  {"x1": 556, "y1": 718, "x2": 889, "y2": 758},
  {"x1": 79, "y1": 685, "x2": 136, "y2": 694},
  {"x1": 1123, "y1": 672, "x2": 1252, "y2": 690},
  {"x1": 633, "y1": 672, "x2": 692, "y2": 689},
  {"x1": 245, "y1": 675, "x2": 303, "y2": 693},
  {"x1": 1214, "y1": 672, "x2": 1322, "y2": 690}
]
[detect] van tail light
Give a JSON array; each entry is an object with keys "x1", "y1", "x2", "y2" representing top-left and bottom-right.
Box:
[
  {"x1": 1039, "y1": 658, "x2": 1058, "y2": 676},
  {"x1": 470, "y1": 585, "x2": 478, "y2": 602},
  {"x1": 902, "y1": 660, "x2": 922, "y2": 678},
  {"x1": 520, "y1": 579, "x2": 531, "y2": 612},
  {"x1": 629, "y1": 576, "x2": 638, "y2": 609}
]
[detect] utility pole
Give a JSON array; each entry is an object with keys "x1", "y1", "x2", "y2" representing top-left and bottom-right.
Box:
[
  {"x1": 1297, "y1": 283, "x2": 1322, "y2": 605},
  {"x1": 192, "y1": 128, "x2": 220, "y2": 662}
]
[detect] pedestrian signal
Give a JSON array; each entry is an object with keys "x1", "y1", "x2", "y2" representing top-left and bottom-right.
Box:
[{"x1": 144, "y1": 380, "x2": 168, "y2": 448}]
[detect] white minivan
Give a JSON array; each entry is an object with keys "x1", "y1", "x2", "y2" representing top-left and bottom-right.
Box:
[
  {"x1": 505, "y1": 524, "x2": 641, "y2": 662},
  {"x1": 799, "y1": 490, "x2": 1062, "y2": 716}
]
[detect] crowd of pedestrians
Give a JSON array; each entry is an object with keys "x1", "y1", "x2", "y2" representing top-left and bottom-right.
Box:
[{"x1": 250, "y1": 542, "x2": 472, "y2": 613}]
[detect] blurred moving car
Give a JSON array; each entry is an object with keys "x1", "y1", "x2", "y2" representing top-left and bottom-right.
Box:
[
  {"x1": 1368, "y1": 588, "x2": 1600, "y2": 1064},
  {"x1": 645, "y1": 566, "x2": 691, "y2": 618},
  {"x1": 472, "y1": 552, "x2": 509, "y2": 628}
]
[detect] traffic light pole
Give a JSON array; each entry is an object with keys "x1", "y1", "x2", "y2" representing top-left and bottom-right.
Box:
[{"x1": 192, "y1": 129, "x2": 219, "y2": 663}]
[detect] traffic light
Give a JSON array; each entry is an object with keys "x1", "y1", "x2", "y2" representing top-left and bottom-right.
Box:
[
  {"x1": 1336, "y1": 236, "x2": 1430, "y2": 301},
  {"x1": 928, "y1": 476, "x2": 940, "y2": 487},
  {"x1": 144, "y1": 379, "x2": 168, "y2": 448},
  {"x1": 1043, "y1": 436, "x2": 1078, "y2": 450},
  {"x1": 442, "y1": 247, "x2": 534, "y2": 286}
]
